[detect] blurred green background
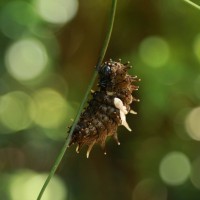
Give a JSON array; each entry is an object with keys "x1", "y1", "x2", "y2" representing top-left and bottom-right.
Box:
[{"x1": 0, "y1": 0, "x2": 200, "y2": 200}]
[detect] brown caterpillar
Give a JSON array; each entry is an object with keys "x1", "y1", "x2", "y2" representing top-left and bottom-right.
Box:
[{"x1": 68, "y1": 59, "x2": 140, "y2": 158}]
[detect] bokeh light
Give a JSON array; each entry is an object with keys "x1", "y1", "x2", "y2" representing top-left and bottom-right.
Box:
[
  {"x1": 0, "y1": 91, "x2": 33, "y2": 132},
  {"x1": 139, "y1": 36, "x2": 170, "y2": 67},
  {"x1": 0, "y1": 1, "x2": 36, "y2": 39},
  {"x1": 132, "y1": 179, "x2": 167, "y2": 200},
  {"x1": 185, "y1": 107, "x2": 200, "y2": 141},
  {"x1": 9, "y1": 170, "x2": 67, "y2": 200},
  {"x1": 193, "y1": 34, "x2": 200, "y2": 63},
  {"x1": 5, "y1": 38, "x2": 48, "y2": 82},
  {"x1": 35, "y1": 0, "x2": 79, "y2": 25},
  {"x1": 30, "y1": 88, "x2": 68, "y2": 129},
  {"x1": 190, "y1": 157, "x2": 200, "y2": 190},
  {"x1": 159, "y1": 151, "x2": 191, "y2": 186}
]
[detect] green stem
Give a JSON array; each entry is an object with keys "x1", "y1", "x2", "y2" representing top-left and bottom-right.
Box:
[
  {"x1": 183, "y1": 0, "x2": 200, "y2": 10},
  {"x1": 36, "y1": 0, "x2": 117, "y2": 200}
]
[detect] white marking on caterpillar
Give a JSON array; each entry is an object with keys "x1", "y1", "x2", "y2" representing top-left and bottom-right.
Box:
[
  {"x1": 119, "y1": 110, "x2": 132, "y2": 131},
  {"x1": 114, "y1": 98, "x2": 128, "y2": 114},
  {"x1": 114, "y1": 98, "x2": 132, "y2": 131}
]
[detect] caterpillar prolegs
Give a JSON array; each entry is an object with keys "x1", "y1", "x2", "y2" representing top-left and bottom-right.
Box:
[{"x1": 68, "y1": 59, "x2": 140, "y2": 158}]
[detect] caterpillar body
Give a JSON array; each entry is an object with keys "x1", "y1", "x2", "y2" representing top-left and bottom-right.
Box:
[{"x1": 68, "y1": 59, "x2": 140, "y2": 158}]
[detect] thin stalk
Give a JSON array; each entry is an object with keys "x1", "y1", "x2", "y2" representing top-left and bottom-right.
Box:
[
  {"x1": 36, "y1": 0, "x2": 117, "y2": 199},
  {"x1": 183, "y1": 0, "x2": 200, "y2": 10}
]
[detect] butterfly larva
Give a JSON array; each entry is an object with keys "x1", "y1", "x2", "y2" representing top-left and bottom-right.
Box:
[{"x1": 68, "y1": 59, "x2": 140, "y2": 158}]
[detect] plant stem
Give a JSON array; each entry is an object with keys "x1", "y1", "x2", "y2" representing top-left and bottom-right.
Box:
[
  {"x1": 96, "y1": 0, "x2": 117, "y2": 69},
  {"x1": 36, "y1": 0, "x2": 117, "y2": 200},
  {"x1": 183, "y1": 0, "x2": 200, "y2": 10}
]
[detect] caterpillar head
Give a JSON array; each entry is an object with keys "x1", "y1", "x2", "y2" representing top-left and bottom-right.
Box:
[
  {"x1": 98, "y1": 59, "x2": 131, "y2": 90},
  {"x1": 98, "y1": 62, "x2": 112, "y2": 89}
]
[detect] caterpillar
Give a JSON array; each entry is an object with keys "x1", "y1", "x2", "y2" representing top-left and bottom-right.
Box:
[{"x1": 68, "y1": 59, "x2": 140, "y2": 158}]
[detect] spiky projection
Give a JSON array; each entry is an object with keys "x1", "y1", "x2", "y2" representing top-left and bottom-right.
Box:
[{"x1": 68, "y1": 59, "x2": 140, "y2": 158}]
